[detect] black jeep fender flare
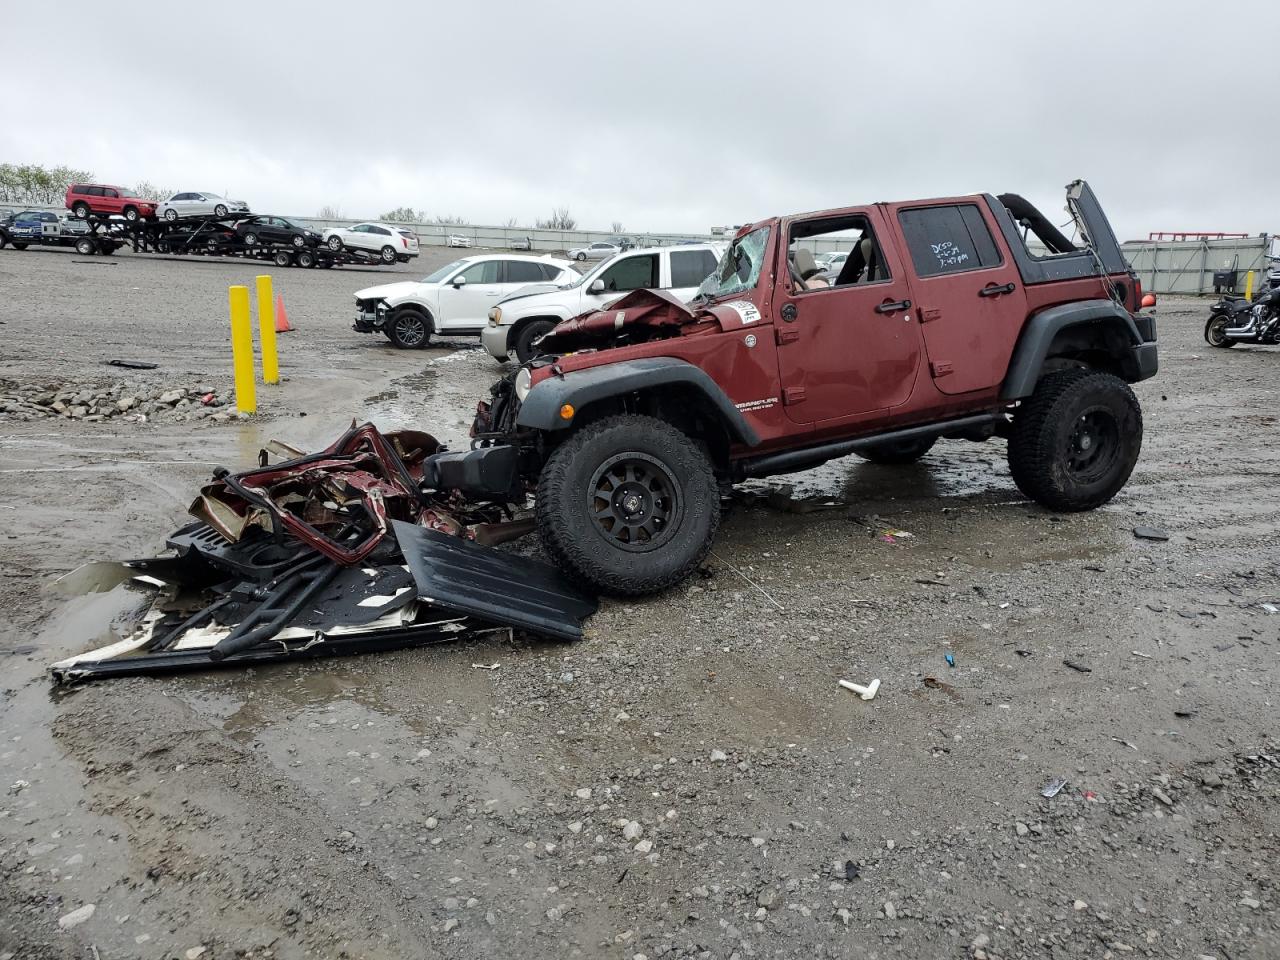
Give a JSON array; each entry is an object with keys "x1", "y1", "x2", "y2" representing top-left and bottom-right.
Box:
[
  {"x1": 1001, "y1": 299, "x2": 1157, "y2": 399},
  {"x1": 515, "y1": 357, "x2": 760, "y2": 446}
]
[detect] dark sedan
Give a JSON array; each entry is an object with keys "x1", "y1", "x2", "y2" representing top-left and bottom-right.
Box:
[{"x1": 233, "y1": 216, "x2": 322, "y2": 249}]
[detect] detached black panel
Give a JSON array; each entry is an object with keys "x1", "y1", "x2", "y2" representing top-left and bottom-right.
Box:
[{"x1": 393, "y1": 521, "x2": 597, "y2": 642}]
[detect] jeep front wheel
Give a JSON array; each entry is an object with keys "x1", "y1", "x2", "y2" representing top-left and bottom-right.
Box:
[
  {"x1": 536, "y1": 414, "x2": 720, "y2": 596},
  {"x1": 1007, "y1": 368, "x2": 1142, "y2": 512}
]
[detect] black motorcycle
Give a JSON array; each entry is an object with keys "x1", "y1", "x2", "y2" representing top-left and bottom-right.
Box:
[{"x1": 1205, "y1": 267, "x2": 1280, "y2": 348}]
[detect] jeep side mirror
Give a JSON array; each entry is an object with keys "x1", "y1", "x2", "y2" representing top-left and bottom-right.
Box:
[
  {"x1": 588, "y1": 278, "x2": 605, "y2": 294},
  {"x1": 452, "y1": 276, "x2": 467, "y2": 288}
]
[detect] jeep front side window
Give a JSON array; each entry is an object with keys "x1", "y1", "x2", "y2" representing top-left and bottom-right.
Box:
[
  {"x1": 786, "y1": 215, "x2": 889, "y2": 292},
  {"x1": 701, "y1": 226, "x2": 770, "y2": 299}
]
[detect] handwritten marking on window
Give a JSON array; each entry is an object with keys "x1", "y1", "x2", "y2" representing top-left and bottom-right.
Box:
[{"x1": 931, "y1": 241, "x2": 970, "y2": 269}]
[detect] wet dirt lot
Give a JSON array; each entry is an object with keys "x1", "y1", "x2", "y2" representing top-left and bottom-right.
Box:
[{"x1": 1, "y1": 246, "x2": 1277, "y2": 960}]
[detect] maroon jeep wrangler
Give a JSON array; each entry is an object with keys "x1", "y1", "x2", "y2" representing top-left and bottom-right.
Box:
[{"x1": 455, "y1": 180, "x2": 1157, "y2": 596}]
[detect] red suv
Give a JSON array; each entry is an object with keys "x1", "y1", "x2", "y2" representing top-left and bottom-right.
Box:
[
  {"x1": 463, "y1": 180, "x2": 1159, "y2": 595},
  {"x1": 65, "y1": 184, "x2": 157, "y2": 222}
]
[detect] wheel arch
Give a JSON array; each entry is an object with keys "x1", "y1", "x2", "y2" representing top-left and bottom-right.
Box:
[
  {"x1": 515, "y1": 358, "x2": 760, "y2": 467},
  {"x1": 1001, "y1": 300, "x2": 1156, "y2": 400},
  {"x1": 390, "y1": 301, "x2": 435, "y2": 332}
]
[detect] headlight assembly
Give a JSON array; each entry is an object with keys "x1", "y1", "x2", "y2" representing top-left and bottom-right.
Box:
[{"x1": 514, "y1": 367, "x2": 532, "y2": 401}]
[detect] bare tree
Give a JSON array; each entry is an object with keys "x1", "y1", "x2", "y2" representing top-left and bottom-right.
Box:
[
  {"x1": 536, "y1": 207, "x2": 577, "y2": 231},
  {"x1": 316, "y1": 205, "x2": 344, "y2": 219},
  {"x1": 380, "y1": 206, "x2": 426, "y2": 222},
  {"x1": 433, "y1": 214, "x2": 466, "y2": 226},
  {"x1": 610, "y1": 221, "x2": 625, "y2": 233},
  {"x1": 503, "y1": 217, "x2": 521, "y2": 228},
  {"x1": 133, "y1": 181, "x2": 173, "y2": 202}
]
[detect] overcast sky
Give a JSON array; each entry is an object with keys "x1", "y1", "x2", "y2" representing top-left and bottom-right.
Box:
[{"x1": 4, "y1": 1, "x2": 1276, "y2": 239}]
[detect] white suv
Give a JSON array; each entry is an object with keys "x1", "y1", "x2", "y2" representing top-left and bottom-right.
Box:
[
  {"x1": 324, "y1": 222, "x2": 420, "y2": 263},
  {"x1": 481, "y1": 242, "x2": 723, "y2": 363},
  {"x1": 353, "y1": 254, "x2": 577, "y2": 349}
]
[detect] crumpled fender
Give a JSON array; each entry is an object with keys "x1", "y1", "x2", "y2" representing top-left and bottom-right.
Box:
[{"x1": 539, "y1": 288, "x2": 697, "y2": 352}]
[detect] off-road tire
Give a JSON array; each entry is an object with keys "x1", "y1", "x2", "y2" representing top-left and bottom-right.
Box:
[
  {"x1": 856, "y1": 436, "x2": 936, "y2": 464},
  {"x1": 513, "y1": 319, "x2": 556, "y2": 364},
  {"x1": 537, "y1": 414, "x2": 720, "y2": 596},
  {"x1": 388, "y1": 309, "x2": 431, "y2": 349},
  {"x1": 1204, "y1": 314, "x2": 1236, "y2": 348},
  {"x1": 1007, "y1": 368, "x2": 1141, "y2": 512}
]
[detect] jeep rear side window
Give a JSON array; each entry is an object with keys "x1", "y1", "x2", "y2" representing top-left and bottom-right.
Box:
[
  {"x1": 598, "y1": 254, "x2": 657, "y2": 293},
  {"x1": 898, "y1": 204, "x2": 1001, "y2": 277},
  {"x1": 670, "y1": 249, "x2": 718, "y2": 288}
]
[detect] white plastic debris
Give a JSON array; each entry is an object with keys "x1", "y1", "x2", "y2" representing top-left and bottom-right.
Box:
[
  {"x1": 838, "y1": 678, "x2": 881, "y2": 701},
  {"x1": 470, "y1": 662, "x2": 501, "y2": 670}
]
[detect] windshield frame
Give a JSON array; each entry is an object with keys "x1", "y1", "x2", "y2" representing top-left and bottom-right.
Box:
[{"x1": 697, "y1": 225, "x2": 772, "y2": 302}]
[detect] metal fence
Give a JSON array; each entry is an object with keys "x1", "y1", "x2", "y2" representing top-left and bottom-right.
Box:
[
  {"x1": 1119, "y1": 236, "x2": 1273, "y2": 295},
  {"x1": 3, "y1": 202, "x2": 1270, "y2": 289},
  {"x1": 0, "y1": 202, "x2": 722, "y2": 253}
]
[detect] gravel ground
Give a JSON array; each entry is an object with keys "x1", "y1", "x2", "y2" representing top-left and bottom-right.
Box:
[{"x1": 1, "y1": 245, "x2": 1277, "y2": 960}]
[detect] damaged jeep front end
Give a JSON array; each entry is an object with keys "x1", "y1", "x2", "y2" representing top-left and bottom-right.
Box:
[{"x1": 51, "y1": 422, "x2": 595, "y2": 684}]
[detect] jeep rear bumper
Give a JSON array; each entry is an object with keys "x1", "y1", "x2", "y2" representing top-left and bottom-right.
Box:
[{"x1": 1132, "y1": 341, "x2": 1158, "y2": 382}]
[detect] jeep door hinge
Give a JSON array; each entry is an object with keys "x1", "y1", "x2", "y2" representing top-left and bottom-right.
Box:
[
  {"x1": 782, "y1": 386, "x2": 807, "y2": 405},
  {"x1": 775, "y1": 328, "x2": 800, "y2": 345},
  {"x1": 930, "y1": 361, "x2": 954, "y2": 378}
]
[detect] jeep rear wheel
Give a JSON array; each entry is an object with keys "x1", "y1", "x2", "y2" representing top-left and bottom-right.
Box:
[
  {"x1": 856, "y1": 436, "x2": 936, "y2": 465},
  {"x1": 1007, "y1": 368, "x2": 1142, "y2": 512},
  {"x1": 537, "y1": 414, "x2": 719, "y2": 596}
]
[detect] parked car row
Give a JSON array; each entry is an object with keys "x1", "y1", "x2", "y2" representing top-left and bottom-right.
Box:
[
  {"x1": 353, "y1": 254, "x2": 578, "y2": 348},
  {"x1": 351, "y1": 241, "x2": 724, "y2": 359}
]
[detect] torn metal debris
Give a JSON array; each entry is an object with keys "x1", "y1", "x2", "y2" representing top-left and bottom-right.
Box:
[{"x1": 50, "y1": 422, "x2": 596, "y2": 684}]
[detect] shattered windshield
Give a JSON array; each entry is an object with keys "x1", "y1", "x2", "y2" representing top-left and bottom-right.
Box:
[{"x1": 698, "y1": 226, "x2": 770, "y2": 300}]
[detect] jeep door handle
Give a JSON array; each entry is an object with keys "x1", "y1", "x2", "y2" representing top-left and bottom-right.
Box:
[
  {"x1": 978, "y1": 282, "x2": 1016, "y2": 297},
  {"x1": 875, "y1": 299, "x2": 912, "y2": 314}
]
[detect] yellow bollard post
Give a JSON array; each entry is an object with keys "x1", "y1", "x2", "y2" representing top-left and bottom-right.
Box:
[
  {"x1": 228, "y1": 285, "x2": 256, "y2": 414},
  {"x1": 1244, "y1": 270, "x2": 1255, "y2": 301},
  {"x1": 256, "y1": 275, "x2": 279, "y2": 385}
]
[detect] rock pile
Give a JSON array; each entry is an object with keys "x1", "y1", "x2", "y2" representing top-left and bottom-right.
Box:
[{"x1": 0, "y1": 381, "x2": 242, "y2": 424}]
